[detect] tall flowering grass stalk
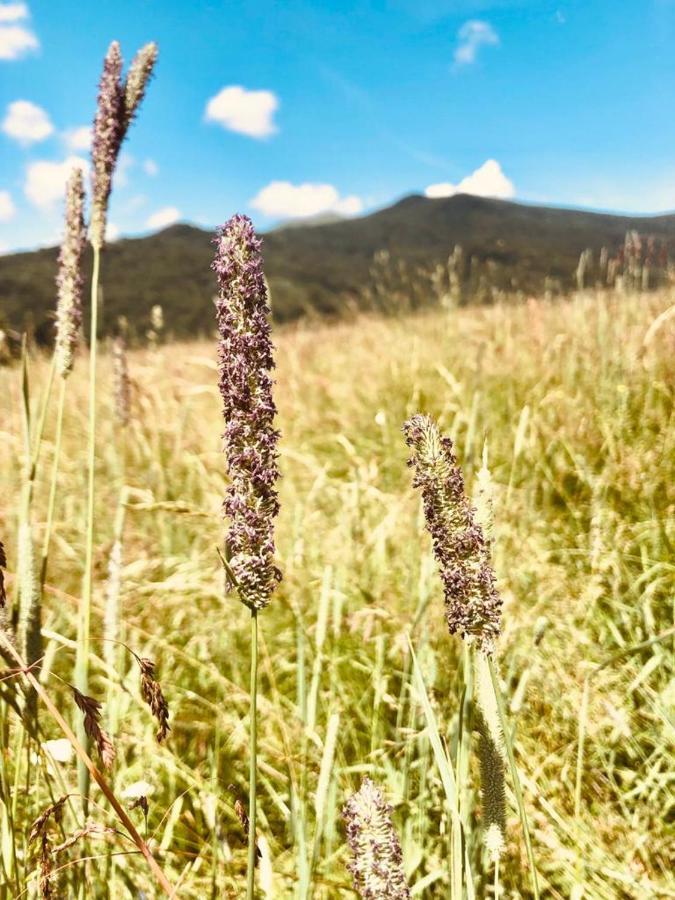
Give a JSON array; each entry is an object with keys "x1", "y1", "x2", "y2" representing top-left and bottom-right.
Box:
[
  {"x1": 342, "y1": 778, "x2": 410, "y2": 900},
  {"x1": 212, "y1": 214, "x2": 281, "y2": 899},
  {"x1": 78, "y1": 38, "x2": 157, "y2": 809},
  {"x1": 404, "y1": 413, "x2": 539, "y2": 895},
  {"x1": 403, "y1": 413, "x2": 501, "y2": 654},
  {"x1": 41, "y1": 168, "x2": 86, "y2": 586}
]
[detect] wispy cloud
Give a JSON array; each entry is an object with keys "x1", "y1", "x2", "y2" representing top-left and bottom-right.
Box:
[
  {"x1": 205, "y1": 85, "x2": 278, "y2": 138},
  {"x1": 0, "y1": 189, "x2": 15, "y2": 222},
  {"x1": 62, "y1": 125, "x2": 91, "y2": 151},
  {"x1": 250, "y1": 181, "x2": 363, "y2": 219},
  {"x1": 143, "y1": 158, "x2": 159, "y2": 176},
  {"x1": 0, "y1": 2, "x2": 38, "y2": 60},
  {"x1": 146, "y1": 206, "x2": 180, "y2": 230},
  {"x1": 454, "y1": 20, "x2": 499, "y2": 66},
  {"x1": 425, "y1": 159, "x2": 515, "y2": 199},
  {"x1": 2, "y1": 99, "x2": 52, "y2": 143}
]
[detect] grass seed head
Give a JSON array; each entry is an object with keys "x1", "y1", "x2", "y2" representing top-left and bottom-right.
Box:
[
  {"x1": 403, "y1": 413, "x2": 502, "y2": 653},
  {"x1": 90, "y1": 41, "x2": 124, "y2": 250},
  {"x1": 137, "y1": 656, "x2": 170, "y2": 742},
  {"x1": 123, "y1": 42, "x2": 158, "y2": 129},
  {"x1": 54, "y1": 167, "x2": 86, "y2": 378},
  {"x1": 71, "y1": 687, "x2": 116, "y2": 768},
  {"x1": 342, "y1": 777, "x2": 410, "y2": 900},
  {"x1": 212, "y1": 214, "x2": 282, "y2": 611}
]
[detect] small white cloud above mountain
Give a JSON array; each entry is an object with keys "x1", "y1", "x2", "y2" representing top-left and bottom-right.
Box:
[
  {"x1": 425, "y1": 159, "x2": 515, "y2": 200},
  {"x1": 250, "y1": 180, "x2": 363, "y2": 219},
  {"x1": 146, "y1": 206, "x2": 180, "y2": 229}
]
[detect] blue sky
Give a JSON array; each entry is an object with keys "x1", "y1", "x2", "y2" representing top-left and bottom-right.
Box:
[{"x1": 1, "y1": 0, "x2": 675, "y2": 252}]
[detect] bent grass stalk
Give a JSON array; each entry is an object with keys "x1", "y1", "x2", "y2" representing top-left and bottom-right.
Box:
[{"x1": 0, "y1": 635, "x2": 175, "y2": 897}]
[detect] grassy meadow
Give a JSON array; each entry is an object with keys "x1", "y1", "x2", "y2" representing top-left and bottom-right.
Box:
[{"x1": 0, "y1": 286, "x2": 673, "y2": 897}]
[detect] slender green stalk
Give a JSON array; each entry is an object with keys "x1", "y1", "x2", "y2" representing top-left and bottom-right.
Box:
[
  {"x1": 76, "y1": 244, "x2": 101, "y2": 809},
  {"x1": 246, "y1": 608, "x2": 259, "y2": 900},
  {"x1": 487, "y1": 656, "x2": 539, "y2": 900},
  {"x1": 40, "y1": 376, "x2": 66, "y2": 587}
]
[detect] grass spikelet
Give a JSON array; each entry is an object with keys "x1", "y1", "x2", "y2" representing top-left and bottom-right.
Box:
[
  {"x1": 136, "y1": 656, "x2": 170, "y2": 743},
  {"x1": 122, "y1": 42, "x2": 158, "y2": 128},
  {"x1": 54, "y1": 167, "x2": 86, "y2": 379},
  {"x1": 474, "y1": 653, "x2": 506, "y2": 861},
  {"x1": 342, "y1": 777, "x2": 410, "y2": 900},
  {"x1": 28, "y1": 797, "x2": 68, "y2": 845},
  {"x1": 71, "y1": 687, "x2": 116, "y2": 769},
  {"x1": 17, "y1": 521, "x2": 41, "y2": 671},
  {"x1": 403, "y1": 413, "x2": 502, "y2": 653}
]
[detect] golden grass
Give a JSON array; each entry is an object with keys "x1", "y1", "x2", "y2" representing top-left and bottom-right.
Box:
[{"x1": 0, "y1": 288, "x2": 673, "y2": 897}]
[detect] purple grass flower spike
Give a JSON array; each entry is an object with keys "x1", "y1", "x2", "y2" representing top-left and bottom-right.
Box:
[
  {"x1": 123, "y1": 42, "x2": 158, "y2": 129},
  {"x1": 342, "y1": 778, "x2": 410, "y2": 900},
  {"x1": 90, "y1": 41, "x2": 124, "y2": 251},
  {"x1": 54, "y1": 167, "x2": 86, "y2": 378},
  {"x1": 212, "y1": 214, "x2": 282, "y2": 611},
  {"x1": 90, "y1": 41, "x2": 158, "y2": 250},
  {"x1": 403, "y1": 414, "x2": 502, "y2": 653}
]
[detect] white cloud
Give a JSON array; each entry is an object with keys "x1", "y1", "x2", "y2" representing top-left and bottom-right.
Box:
[
  {"x1": 0, "y1": 189, "x2": 15, "y2": 221},
  {"x1": 143, "y1": 158, "x2": 158, "y2": 176},
  {"x1": 2, "y1": 100, "x2": 53, "y2": 143},
  {"x1": 24, "y1": 156, "x2": 88, "y2": 208},
  {"x1": 0, "y1": 3, "x2": 28, "y2": 22},
  {"x1": 425, "y1": 159, "x2": 515, "y2": 200},
  {"x1": 146, "y1": 206, "x2": 180, "y2": 229},
  {"x1": 62, "y1": 125, "x2": 91, "y2": 151},
  {"x1": 0, "y1": 3, "x2": 37, "y2": 60},
  {"x1": 114, "y1": 152, "x2": 134, "y2": 188},
  {"x1": 250, "y1": 181, "x2": 363, "y2": 219},
  {"x1": 454, "y1": 20, "x2": 499, "y2": 66},
  {"x1": 106, "y1": 223, "x2": 120, "y2": 241},
  {"x1": 205, "y1": 85, "x2": 278, "y2": 138}
]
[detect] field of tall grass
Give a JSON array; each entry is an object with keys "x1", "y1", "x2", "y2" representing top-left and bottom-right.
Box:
[{"x1": 1, "y1": 283, "x2": 673, "y2": 897}]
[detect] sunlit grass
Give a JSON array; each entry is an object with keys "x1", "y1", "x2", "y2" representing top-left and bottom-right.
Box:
[{"x1": 0, "y1": 287, "x2": 673, "y2": 897}]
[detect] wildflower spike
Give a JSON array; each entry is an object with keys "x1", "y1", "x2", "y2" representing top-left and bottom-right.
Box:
[
  {"x1": 403, "y1": 413, "x2": 502, "y2": 653},
  {"x1": 90, "y1": 41, "x2": 124, "y2": 250},
  {"x1": 342, "y1": 778, "x2": 410, "y2": 900},
  {"x1": 123, "y1": 42, "x2": 158, "y2": 128},
  {"x1": 54, "y1": 167, "x2": 86, "y2": 378},
  {"x1": 212, "y1": 214, "x2": 282, "y2": 611}
]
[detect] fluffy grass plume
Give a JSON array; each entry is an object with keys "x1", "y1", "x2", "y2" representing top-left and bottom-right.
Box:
[{"x1": 54, "y1": 168, "x2": 86, "y2": 379}]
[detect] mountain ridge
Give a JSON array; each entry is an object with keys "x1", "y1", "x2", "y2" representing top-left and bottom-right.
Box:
[{"x1": 2, "y1": 193, "x2": 674, "y2": 341}]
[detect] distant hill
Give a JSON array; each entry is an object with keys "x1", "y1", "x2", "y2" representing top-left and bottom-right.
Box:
[{"x1": 2, "y1": 193, "x2": 675, "y2": 342}]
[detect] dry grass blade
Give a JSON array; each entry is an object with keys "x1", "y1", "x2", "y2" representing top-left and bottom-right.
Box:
[{"x1": 71, "y1": 686, "x2": 116, "y2": 769}]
